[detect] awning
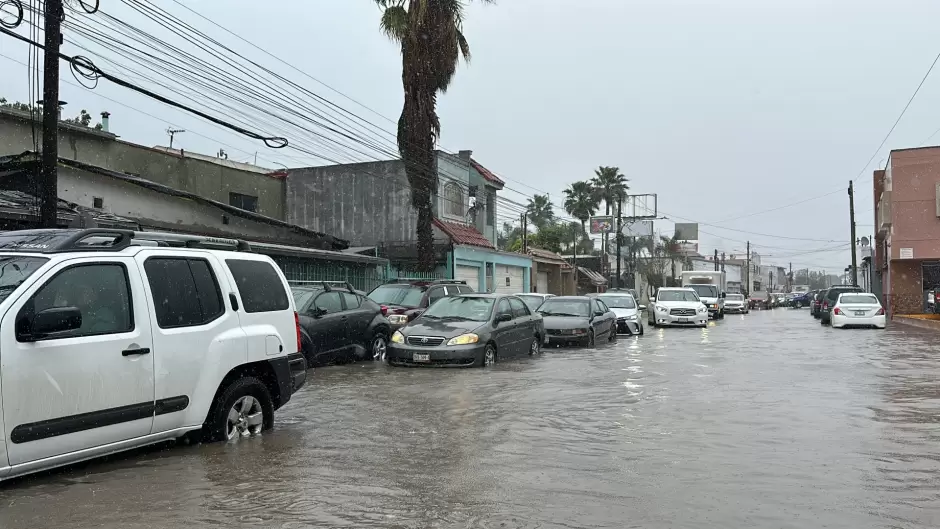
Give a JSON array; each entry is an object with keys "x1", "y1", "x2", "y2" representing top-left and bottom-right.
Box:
[{"x1": 578, "y1": 266, "x2": 607, "y2": 286}]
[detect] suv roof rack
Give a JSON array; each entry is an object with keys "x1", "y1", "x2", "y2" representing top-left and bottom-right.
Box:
[
  {"x1": 291, "y1": 280, "x2": 357, "y2": 292},
  {"x1": 0, "y1": 229, "x2": 252, "y2": 253},
  {"x1": 386, "y1": 278, "x2": 467, "y2": 285}
]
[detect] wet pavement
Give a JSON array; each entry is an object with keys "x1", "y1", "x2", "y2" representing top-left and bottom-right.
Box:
[{"x1": 3, "y1": 309, "x2": 940, "y2": 528}]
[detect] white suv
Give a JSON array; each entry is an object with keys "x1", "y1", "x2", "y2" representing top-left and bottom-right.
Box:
[{"x1": 0, "y1": 229, "x2": 307, "y2": 482}]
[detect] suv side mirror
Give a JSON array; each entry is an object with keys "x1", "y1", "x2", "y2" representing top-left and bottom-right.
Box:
[
  {"x1": 721, "y1": 292, "x2": 727, "y2": 298},
  {"x1": 639, "y1": 305, "x2": 647, "y2": 311},
  {"x1": 496, "y1": 313, "x2": 512, "y2": 323},
  {"x1": 18, "y1": 306, "x2": 82, "y2": 341}
]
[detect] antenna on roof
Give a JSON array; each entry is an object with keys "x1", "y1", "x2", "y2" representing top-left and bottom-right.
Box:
[{"x1": 166, "y1": 128, "x2": 185, "y2": 149}]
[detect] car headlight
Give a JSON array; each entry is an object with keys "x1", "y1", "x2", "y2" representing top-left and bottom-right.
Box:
[
  {"x1": 711, "y1": 304, "x2": 719, "y2": 309},
  {"x1": 387, "y1": 314, "x2": 409, "y2": 325},
  {"x1": 391, "y1": 330, "x2": 404, "y2": 344},
  {"x1": 656, "y1": 305, "x2": 668, "y2": 313},
  {"x1": 625, "y1": 315, "x2": 637, "y2": 321},
  {"x1": 698, "y1": 306, "x2": 708, "y2": 313},
  {"x1": 571, "y1": 328, "x2": 588, "y2": 335},
  {"x1": 446, "y1": 333, "x2": 479, "y2": 346}
]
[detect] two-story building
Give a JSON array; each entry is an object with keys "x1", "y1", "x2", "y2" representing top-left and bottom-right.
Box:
[
  {"x1": 286, "y1": 150, "x2": 532, "y2": 293},
  {"x1": 873, "y1": 146, "x2": 940, "y2": 315}
]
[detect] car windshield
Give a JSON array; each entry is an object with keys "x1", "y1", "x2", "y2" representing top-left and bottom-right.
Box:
[
  {"x1": 537, "y1": 300, "x2": 590, "y2": 317},
  {"x1": 0, "y1": 256, "x2": 48, "y2": 304},
  {"x1": 726, "y1": 294, "x2": 744, "y2": 301},
  {"x1": 687, "y1": 284, "x2": 718, "y2": 298},
  {"x1": 368, "y1": 285, "x2": 425, "y2": 307},
  {"x1": 517, "y1": 294, "x2": 548, "y2": 311},
  {"x1": 657, "y1": 290, "x2": 700, "y2": 302},
  {"x1": 599, "y1": 295, "x2": 636, "y2": 309},
  {"x1": 421, "y1": 296, "x2": 494, "y2": 321},
  {"x1": 840, "y1": 294, "x2": 879, "y2": 304}
]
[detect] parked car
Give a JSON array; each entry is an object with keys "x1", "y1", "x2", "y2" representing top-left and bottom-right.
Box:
[
  {"x1": 647, "y1": 287, "x2": 709, "y2": 328},
  {"x1": 831, "y1": 292, "x2": 886, "y2": 329},
  {"x1": 387, "y1": 294, "x2": 544, "y2": 367},
  {"x1": 537, "y1": 296, "x2": 616, "y2": 346},
  {"x1": 367, "y1": 279, "x2": 473, "y2": 331},
  {"x1": 595, "y1": 292, "x2": 645, "y2": 335},
  {"x1": 812, "y1": 290, "x2": 826, "y2": 318},
  {"x1": 790, "y1": 291, "x2": 813, "y2": 308},
  {"x1": 516, "y1": 292, "x2": 555, "y2": 312},
  {"x1": 0, "y1": 229, "x2": 307, "y2": 483},
  {"x1": 819, "y1": 285, "x2": 864, "y2": 325},
  {"x1": 293, "y1": 282, "x2": 391, "y2": 365},
  {"x1": 606, "y1": 287, "x2": 642, "y2": 302},
  {"x1": 723, "y1": 293, "x2": 748, "y2": 314}
]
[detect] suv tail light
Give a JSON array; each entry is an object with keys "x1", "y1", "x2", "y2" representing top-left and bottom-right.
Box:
[
  {"x1": 833, "y1": 307, "x2": 842, "y2": 315},
  {"x1": 294, "y1": 311, "x2": 302, "y2": 353},
  {"x1": 877, "y1": 308, "x2": 885, "y2": 315},
  {"x1": 380, "y1": 305, "x2": 389, "y2": 316},
  {"x1": 822, "y1": 301, "x2": 828, "y2": 310}
]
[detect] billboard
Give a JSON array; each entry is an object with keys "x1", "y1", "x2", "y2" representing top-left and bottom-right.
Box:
[
  {"x1": 621, "y1": 220, "x2": 653, "y2": 238},
  {"x1": 589, "y1": 216, "x2": 614, "y2": 234},
  {"x1": 674, "y1": 223, "x2": 699, "y2": 241}
]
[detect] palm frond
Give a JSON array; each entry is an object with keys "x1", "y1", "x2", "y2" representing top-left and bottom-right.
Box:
[
  {"x1": 379, "y1": 5, "x2": 409, "y2": 41},
  {"x1": 456, "y1": 28, "x2": 471, "y2": 62}
]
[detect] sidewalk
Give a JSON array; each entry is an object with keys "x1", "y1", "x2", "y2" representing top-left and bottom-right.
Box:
[{"x1": 892, "y1": 314, "x2": 940, "y2": 331}]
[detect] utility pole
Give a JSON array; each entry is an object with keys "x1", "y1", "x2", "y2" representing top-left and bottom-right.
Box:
[
  {"x1": 615, "y1": 195, "x2": 622, "y2": 290},
  {"x1": 769, "y1": 270, "x2": 774, "y2": 292},
  {"x1": 721, "y1": 252, "x2": 726, "y2": 272},
  {"x1": 848, "y1": 180, "x2": 858, "y2": 286},
  {"x1": 520, "y1": 213, "x2": 528, "y2": 253},
  {"x1": 40, "y1": 0, "x2": 64, "y2": 229},
  {"x1": 714, "y1": 249, "x2": 719, "y2": 272},
  {"x1": 746, "y1": 241, "x2": 751, "y2": 297}
]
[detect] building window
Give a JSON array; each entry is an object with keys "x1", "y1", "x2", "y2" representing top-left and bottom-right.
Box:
[
  {"x1": 443, "y1": 182, "x2": 463, "y2": 217},
  {"x1": 229, "y1": 192, "x2": 258, "y2": 213},
  {"x1": 486, "y1": 191, "x2": 495, "y2": 226},
  {"x1": 92, "y1": 197, "x2": 104, "y2": 209}
]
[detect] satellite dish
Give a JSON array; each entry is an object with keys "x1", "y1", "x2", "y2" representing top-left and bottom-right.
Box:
[{"x1": 860, "y1": 236, "x2": 870, "y2": 247}]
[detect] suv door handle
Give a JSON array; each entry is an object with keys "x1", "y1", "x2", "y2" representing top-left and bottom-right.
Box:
[{"x1": 122, "y1": 347, "x2": 151, "y2": 357}]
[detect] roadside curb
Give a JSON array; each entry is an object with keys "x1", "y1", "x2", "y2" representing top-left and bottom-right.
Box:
[{"x1": 892, "y1": 316, "x2": 940, "y2": 332}]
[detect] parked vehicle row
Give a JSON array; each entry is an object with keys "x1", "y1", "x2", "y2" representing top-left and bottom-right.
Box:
[{"x1": 811, "y1": 285, "x2": 885, "y2": 329}]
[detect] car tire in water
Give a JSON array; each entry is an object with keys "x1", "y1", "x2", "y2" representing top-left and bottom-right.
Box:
[
  {"x1": 481, "y1": 343, "x2": 497, "y2": 367},
  {"x1": 586, "y1": 330, "x2": 595, "y2": 347},
  {"x1": 204, "y1": 376, "x2": 274, "y2": 443},
  {"x1": 528, "y1": 337, "x2": 541, "y2": 356},
  {"x1": 371, "y1": 333, "x2": 388, "y2": 361},
  {"x1": 638, "y1": 324, "x2": 644, "y2": 336}
]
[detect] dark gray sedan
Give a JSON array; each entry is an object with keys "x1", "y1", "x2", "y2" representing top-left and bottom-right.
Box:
[
  {"x1": 537, "y1": 296, "x2": 616, "y2": 347},
  {"x1": 387, "y1": 294, "x2": 545, "y2": 367}
]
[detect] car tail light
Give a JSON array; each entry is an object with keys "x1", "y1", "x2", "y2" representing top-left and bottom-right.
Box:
[
  {"x1": 877, "y1": 308, "x2": 885, "y2": 315},
  {"x1": 833, "y1": 307, "x2": 842, "y2": 315},
  {"x1": 823, "y1": 301, "x2": 828, "y2": 310},
  {"x1": 380, "y1": 305, "x2": 389, "y2": 316},
  {"x1": 294, "y1": 311, "x2": 302, "y2": 353}
]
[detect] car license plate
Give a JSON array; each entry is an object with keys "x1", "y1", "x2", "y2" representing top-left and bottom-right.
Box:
[
  {"x1": 854, "y1": 311, "x2": 866, "y2": 316},
  {"x1": 678, "y1": 317, "x2": 688, "y2": 323},
  {"x1": 412, "y1": 353, "x2": 430, "y2": 362}
]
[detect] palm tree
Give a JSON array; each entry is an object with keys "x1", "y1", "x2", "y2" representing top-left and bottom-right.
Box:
[
  {"x1": 660, "y1": 235, "x2": 690, "y2": 285},
  {"x1": 563, "y1": 181, "x2": 600, "y2": 276},
  {"x1": 525, "y1": 194, "x2": 555, "y2": 231},
  {"x1": 590, "y1": 166, "x2": 629, "y2": 216},
  {"x1": 375, "y1": 0, "x2": 492, "y2": 270}
]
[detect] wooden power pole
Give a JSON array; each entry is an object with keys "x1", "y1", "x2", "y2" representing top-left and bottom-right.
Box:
[
  {"x1": 848, "y1": 180, "x2": 858, "y2": 286},
  {"x1": 40, "y1": 0, "x2": 64, "y2": 228}
]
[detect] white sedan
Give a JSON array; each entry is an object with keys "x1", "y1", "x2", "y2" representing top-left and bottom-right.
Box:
[{"x1": 831, "y1": 292, "x2": 886, "y2": 329}]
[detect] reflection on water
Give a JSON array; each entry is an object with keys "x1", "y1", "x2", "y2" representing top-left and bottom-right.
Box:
[{"x1": 1, "y1": 311, "x2": 939, "y2": 528}]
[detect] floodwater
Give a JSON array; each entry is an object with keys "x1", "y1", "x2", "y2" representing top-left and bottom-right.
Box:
[{"x1": 2, "y1": 309, "x2": 940, "y2": 528}]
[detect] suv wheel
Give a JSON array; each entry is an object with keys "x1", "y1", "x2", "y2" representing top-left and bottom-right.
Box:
[
  {"x1": 205, "y1": 376, "x2": 274, "y2": 442},
  {"x1": 371, "y1": 333, "x2": 388, "y2": 361}
]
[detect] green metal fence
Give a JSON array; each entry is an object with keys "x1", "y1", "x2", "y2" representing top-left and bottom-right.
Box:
[{"x1": 273, "y1": 256, "x2": 388, "y2": 293}]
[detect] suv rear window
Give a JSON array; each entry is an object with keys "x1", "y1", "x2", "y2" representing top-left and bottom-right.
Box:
[
  {"x1": 145, "y1": 258, "x2": 224, "y2": 328},
  {"x1": 225, "y1": 259, "x2": 289, "y2": 313},
  {"x1": 826, "y1": 288, "x2": 861, "y2": 300},
  {"x1": 368, "y1": 284, "x2": 426, "y2": 307}
]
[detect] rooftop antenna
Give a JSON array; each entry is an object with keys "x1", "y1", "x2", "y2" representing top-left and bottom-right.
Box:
[{"x1": 166, "y1": 128, "x2": 185, "y2": 149}]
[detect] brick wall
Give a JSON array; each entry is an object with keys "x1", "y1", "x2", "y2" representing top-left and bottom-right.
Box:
[{"x1": 888, "y1": 260, "x2": 923, "y2": 315}]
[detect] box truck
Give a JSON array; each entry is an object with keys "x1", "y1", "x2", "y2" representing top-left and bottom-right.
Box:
[{"x1": 680, "y1": 270, "x2": 726, "y2": 319}]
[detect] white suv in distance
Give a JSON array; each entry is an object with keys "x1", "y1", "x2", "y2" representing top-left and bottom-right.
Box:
[
  {"x1": 647, "y1": 287, "x2": 709, "y2": 328},
  {"x1": 0, "y1": 229, "x2": 307, "y2": 482}
]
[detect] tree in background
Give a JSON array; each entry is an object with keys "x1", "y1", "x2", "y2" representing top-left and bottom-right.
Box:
[
  {"x1": 563, "y1": 181, "x2": 600, "y2": 253},
  {"x1": 374, "y1": 0, "x2": 491, "y2": 270},
  {"x1": 591, "y1": 166, "x2": 629, "y2": 216},
  {"x1": 525, "y1": 194, "x2": 555, "y2": 231}
]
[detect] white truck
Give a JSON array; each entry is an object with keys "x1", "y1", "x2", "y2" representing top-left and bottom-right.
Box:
[{"x1": 680, "y1": 270, "x2": 726, "y2": 319}]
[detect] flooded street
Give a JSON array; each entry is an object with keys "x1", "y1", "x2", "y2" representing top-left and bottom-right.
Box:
[{"x1": 2, "y1": 309, "x2": 940, "y2": 528}]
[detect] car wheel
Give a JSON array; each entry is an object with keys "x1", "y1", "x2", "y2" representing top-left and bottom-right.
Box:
[
  {"x1": 586, "y1": 329, "x2": 596, "y2": 347},
  {"x1": 608, "y1": 326, "x2": 617, "y2": 342},
  {"x1": 638, "y1": 324, "x2": 644, "y2": 336},
  {"x1": 482, "y1": 343, "x2": 497, "y2": 367},
  {"x1": 204, "y1": 376, "x2": 273, "y2": 443},
  {"x1": 529, "y1": 337, "x2": 541, "y2": 355},
  {"x1": 371, "y1": 333, "x2": 388, "y2": 361}
]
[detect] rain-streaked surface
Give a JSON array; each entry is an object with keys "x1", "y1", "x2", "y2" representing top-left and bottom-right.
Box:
[{"x1": 2, "y1": 309, "x2": 940, "y2": 528}]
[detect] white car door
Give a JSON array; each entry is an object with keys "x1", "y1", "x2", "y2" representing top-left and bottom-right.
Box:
[{"x1": 1, "y1": 257, "x2": 155, "y2": 466}]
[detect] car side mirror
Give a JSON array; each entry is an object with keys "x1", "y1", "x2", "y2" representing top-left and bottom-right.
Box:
[
  {"x1": 496, "y1": 313, "x2": 512, "y2": 323},
  {"x1": 639, "y1": 305, "x2": 647, "y2": 311},
  {"x1": 309, "y1": 307, "x2": 327, "y2": 318},
  {"x1": 721, "y1": 292, "x2": 727, "y2": 298},
  {"x1": 18, "y1": 306, "x2": 82, "y2": 341},
  {"x1": 594, "y1": 310, "x2": 605, "y2": 316}
]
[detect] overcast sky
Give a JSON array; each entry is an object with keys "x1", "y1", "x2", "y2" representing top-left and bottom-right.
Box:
[{"x1": 2, "y1": 0, "x2": 939, "y2": 272}]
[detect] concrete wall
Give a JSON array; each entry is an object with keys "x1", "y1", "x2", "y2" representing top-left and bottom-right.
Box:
[
  {"x1": 0, "y1": 109, "x2": 286, "y2": 219},
  {"x1": 437, "y1": 152, "x2": 471, "y2": 223},
  {"x1": 531, "y1": 261, "x2": 574, "y2": 296},
  {"x1": 886, "y1": 148, "x2": 940, "y2": 260},
  {"x1": 888, "y1": 260, "x2": 923, "y2": 315},
  {"x1": 287, "y1": 159, "x2": 417, "y2": 246},
  {"x1": 51, "y1": 165, "x2": 313, "y2": 245}
]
